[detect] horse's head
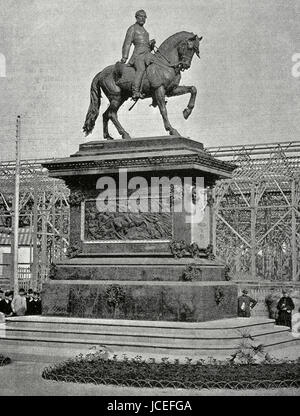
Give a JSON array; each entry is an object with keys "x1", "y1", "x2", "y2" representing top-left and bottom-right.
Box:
[{"x1": 177, "y1": 34, "x2": 202, "y2": 71}]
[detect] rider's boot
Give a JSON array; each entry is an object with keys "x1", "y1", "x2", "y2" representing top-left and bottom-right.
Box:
[{"x1": 132, "y1": 70, "x2": 145, "y2": 100}]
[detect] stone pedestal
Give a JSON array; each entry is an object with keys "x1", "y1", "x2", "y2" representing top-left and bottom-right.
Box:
[{"x1": 42, "y1": 136, "x2": 237, "y2": 322}]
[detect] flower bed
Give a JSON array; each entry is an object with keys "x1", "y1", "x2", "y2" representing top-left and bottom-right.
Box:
[{"x1": 42, "y1": 352, "x2": 300, "y2": 390}]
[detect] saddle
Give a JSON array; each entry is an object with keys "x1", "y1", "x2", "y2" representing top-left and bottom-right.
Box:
[
  {"x1": 114, "y1": 54, "x2": 164, "y2": 89},
  {"x1": 114, "y1": 61, "x2": 136, "y2": 87}
]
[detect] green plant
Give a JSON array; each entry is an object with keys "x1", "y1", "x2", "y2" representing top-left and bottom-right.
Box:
[{"x1": 229, "y1": 331, "x2": 266, "y2": 365}]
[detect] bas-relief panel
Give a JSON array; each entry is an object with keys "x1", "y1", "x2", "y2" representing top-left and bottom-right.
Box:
[{"x1": 83, "y1": 199, "x2": 173, "y2": 241}]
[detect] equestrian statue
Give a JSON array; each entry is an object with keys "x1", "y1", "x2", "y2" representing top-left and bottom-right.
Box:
[{"x1": 83, "y1": 9, "x2": 202, "y2": 140}]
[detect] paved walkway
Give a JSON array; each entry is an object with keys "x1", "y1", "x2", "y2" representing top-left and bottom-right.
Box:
[{"x1": 0, "y1": 360, "x2": 299, "y2": 396}]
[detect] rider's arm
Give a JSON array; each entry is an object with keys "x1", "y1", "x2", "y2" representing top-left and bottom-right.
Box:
[
  {"x1": 150, "y1": 39, "x2": 156, "y2": 50},
  {"x1": 122, "y1": 26, "x2": 134, "y2": 62}
]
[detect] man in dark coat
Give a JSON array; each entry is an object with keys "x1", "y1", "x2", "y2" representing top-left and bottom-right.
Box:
[
  {"x1": 0, "y1": 291, "x2": 13, "y2": 316},
  {"x1": 32, "y1": 292, "x2": 42, "y2": 315},
  {"x1": 276, "y1": 289, "x2": 295, "y2": 328},
  {"x1": 26, "y1": 289, "x2": 35, "y2": 315},
  {"x1": 237, "y1": 289, "x2": 257, "y2": 317}
]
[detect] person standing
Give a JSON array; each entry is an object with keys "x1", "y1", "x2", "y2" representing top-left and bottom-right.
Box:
[
  {"x1": 11, "y1": 288, "x2": 27, "y2": 316},
  {"x1": 0, "y1": 291, "x2": 13, "y2": 316},
  {"x1": 237, "y1": 289, "x2": 257, "y2": 317},
  {"x1": 32, "y1": 291, "x2": 42, "y2": 315},
  {"x1": 26, "y1": 289, "x2": 35, "y2": 315},
  {"x1": 276, "y1": 289, "x2": 295, "y2": 329}
]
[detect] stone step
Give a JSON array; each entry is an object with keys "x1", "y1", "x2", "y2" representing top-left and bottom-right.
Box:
[
  {"x1": 0, "y1": 316, "x2": 298, "y2": 362},
  {"x1": 5, "y1": 316, "x2": 277, "y2": 337},
  {"x1": 7, "y1": 319, "x2": 278, "y2": 337},
  {"x1": 3, "y1": 325, "x2": 291, "y2": 348},
  {"x1": 0, "y1": 326, "x2": 294, "y2": 352},
  {"x1": 0, "y1": 335, "x2": 297, "y2": 358}
]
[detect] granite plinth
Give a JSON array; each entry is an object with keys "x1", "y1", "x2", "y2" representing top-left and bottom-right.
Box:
[
  {"x1": 42, "y1": 280, "x2": 237, "y2": 322},
  {"x1": 42, "y1": 137, "x2": 237, "y2": 322},
  {"x1": 43, "y1": 136, "x2": 235, "y2": 179}
]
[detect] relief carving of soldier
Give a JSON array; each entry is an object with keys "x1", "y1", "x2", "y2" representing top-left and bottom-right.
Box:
[{"x1": 120, "y1": 9, "x2": 156, "y2": 100}]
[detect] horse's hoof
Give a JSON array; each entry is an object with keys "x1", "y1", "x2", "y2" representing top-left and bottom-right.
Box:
[
  {"x1": 169, "y1": 130, "x2": 181, "y2": 137},
  {"x1": 183, "y1": 108, "x2": 191, "y2": 120},
  {"x1": 104, "y1": 135, "x2": 114, "y2": 141},
  {"x1": 122, "y1": 133, "x2": 132, "y2": 140}
]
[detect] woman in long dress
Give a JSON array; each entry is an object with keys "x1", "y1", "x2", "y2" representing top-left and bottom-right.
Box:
[{"x1": 276, "y1": 289, "x2": 295, "y2": 328}]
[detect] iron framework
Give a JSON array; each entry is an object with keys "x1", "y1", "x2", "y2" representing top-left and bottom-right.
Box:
[
  {"x1": 207, "y1": 141, "x2": 300, "y2": 281},
  {"x1": 0, "y1": 140, "x2": 299, "y2": 288},
  {"x1": 0, "y1": 158, "x2": 70, "y2": 289}
]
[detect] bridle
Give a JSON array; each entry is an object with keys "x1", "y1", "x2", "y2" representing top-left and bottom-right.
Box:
[
  {"x1": 154, "y1": 40, "x2": 197, "y2": 72},
  {"x1": 154, "y1": 44, "x2": 193, "y2": 72}
]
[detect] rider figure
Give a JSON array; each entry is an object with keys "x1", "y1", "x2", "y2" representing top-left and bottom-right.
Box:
[{"x1": 121, "y1": 10, "x2": 156, "y2": 100}]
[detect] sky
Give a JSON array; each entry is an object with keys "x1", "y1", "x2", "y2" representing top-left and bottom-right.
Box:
[{"x1": 0, "y1": 0, "x2": 300, "y2": 161}]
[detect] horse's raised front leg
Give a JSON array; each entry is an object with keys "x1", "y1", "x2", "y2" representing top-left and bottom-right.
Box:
[
  {"x1": 168, "y1": 85, "x2": 197, "y2": 120},
  {"x1": 106, "y1": 96, "x2": 131, "y2": 140},
  {"x1": 155, "y1": 86, "x2": 181, "y2": 136}
]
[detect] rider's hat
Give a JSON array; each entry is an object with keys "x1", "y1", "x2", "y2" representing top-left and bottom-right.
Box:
[{"x1": 135, "y1": 10, "x2": 147, "y2": 18}]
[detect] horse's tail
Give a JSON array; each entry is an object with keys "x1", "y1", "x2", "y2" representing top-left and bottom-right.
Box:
[{"x1": 83, "y1": 73, "x2": 102, "y2": 136}]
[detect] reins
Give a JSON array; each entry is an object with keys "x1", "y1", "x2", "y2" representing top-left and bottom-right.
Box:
[
  {"x1": 153, "y1": 46, "x2": 177, "y2": 68},
  {"x1": 128, "y1": 44, "x2": 187, "y2": 111}
]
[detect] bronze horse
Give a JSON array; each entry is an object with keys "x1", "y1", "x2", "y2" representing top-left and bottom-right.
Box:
[{"x1": 83, "y1": 31, "x2": 202, "y2": 140}]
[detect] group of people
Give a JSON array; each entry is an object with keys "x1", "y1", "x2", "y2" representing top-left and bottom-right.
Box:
[
  {"x1": 238, "y1": 288, "x2": 297, "y2": 329},
  {"x1": 0, "y1": 288, "x2": 42, "y2": 317}
]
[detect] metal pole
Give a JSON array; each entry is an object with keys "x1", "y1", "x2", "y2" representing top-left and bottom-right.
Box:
[
  {"x1": 291, "y1": 179, "x2": 297, "y2": 281},
  {"x1": 212, "y1": 187, "x2": 217, "y2": 256},
  {"x1": 32, "y1": 173, "x2": 38, "y2": 290},
  {"x1": 13, "y1": 115, "x2": 21, "y2": 292},
  {"x1": 250, "y1": 183, "x2": 257, "y2": 280},
  {"x1": 40, "y1": 191, "x2": 47, "y2": 290}
]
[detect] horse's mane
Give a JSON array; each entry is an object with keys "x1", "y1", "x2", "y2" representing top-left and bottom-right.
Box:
[{"x1": 157, "y1": 31, "x2": 194, "y2": 55}]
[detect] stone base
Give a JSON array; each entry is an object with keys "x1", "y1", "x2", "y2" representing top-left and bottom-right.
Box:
[
  {"x1": 42, "y1": 136, "x2": 238, "y2": 323},
  {"x1": 53, "y1": 256, "x2": 226, "y2": 281},
  {"x1": 42, "y1": 280, "x2": 237, "y2": 322}
]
